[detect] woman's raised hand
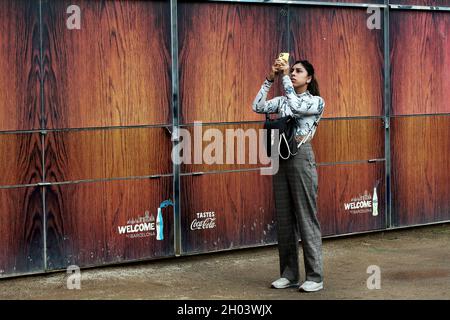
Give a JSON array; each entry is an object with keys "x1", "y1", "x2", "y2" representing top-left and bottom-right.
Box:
[
  {"x1": 277, "y1": 58, "x2": 290, "y2": 76},
  {"x1": 268, "y1": 58, "x2": 283, "y2": 81}
]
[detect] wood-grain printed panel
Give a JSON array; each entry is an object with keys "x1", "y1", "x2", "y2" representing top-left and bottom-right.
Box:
[
  {"x1": 313, "y1": 118, "x2": 385, "y2": 163},
  {"x1": 180, "y1": 123, "x2": 271, "y2": 173},
  {"x1": 45, "y1": 127, "x2": 172, "y2": 183},
  {"x1": 391, "y1": 1, "x2": 450, "y2": 6},
  {"x1": 290, "y1": 7, "x2": 384, "y2": 117},
  {"x1": 0, "y1": 186, "x2": 44, "y2": 278},
  {"x1": 45, "y1": 178, "x2": 174, "y2": 270},
  {"x1": 391, "y1": 116, "x2": 450, "y2": 227},
  {"x1": 0, "y1": 0, "x2": 40, "y2": 131},
  {"x1": 181, "y1": 171, "x2": 277, "y2": 254},
  {"x1": 317, "y1": 162, "x2": 386, "y2": 236},
  {"x1": 42, "y1": 0, "x2": 171, "y2": 129},
  {"x1": 0, "y1": 133, "x2": 42, "y2": 186},
  {"x1": 179, "y1": 2, "x2": 287, "y2": 124},
  {"x1": 391, "y1": 11, "x2": 450, "y2": 115},
  {"x1": 180, "y1": 118, "x2": 384, "y2": 174}
]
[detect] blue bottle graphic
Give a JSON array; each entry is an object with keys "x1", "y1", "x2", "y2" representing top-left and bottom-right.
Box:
[
  {"x1": 156, "y1": 207, "x2": 163, "y2": 240},
  {"x1": 156, "y1": 200, "x2": 174, "y2": 241}
]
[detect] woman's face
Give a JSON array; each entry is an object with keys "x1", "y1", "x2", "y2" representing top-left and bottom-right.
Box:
[{"x1": 290, "y1": 63, "x2": 312, "y2": 88}]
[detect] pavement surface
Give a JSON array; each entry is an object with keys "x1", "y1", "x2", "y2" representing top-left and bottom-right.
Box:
[{"x1": 1, "y1": 223, "x2": 450, "y2": 300}]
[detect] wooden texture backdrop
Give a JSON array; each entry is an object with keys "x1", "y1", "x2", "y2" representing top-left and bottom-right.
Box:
[
  {"x1": 0, "y1": 0, "x2": 44, "y2": 278},
  {"x1": 179, "y1": 3, "x2": 384, "y2": 121},
  {"x1": 45, "y1": 177, "x2": 174, "y2": 270},
  {"x1": 181, "y1": 171, "x2": 277, "y2": 254},
  {"x1": 45, "y1": 127, "x2": 172, "y2": 182},
  {"x1": 180, "y1": 123, "x2": 272, "y2": 173},
  {"x1": 178, "y1": 2, "x2": 287, "y2": 124},
  {"x1": 180, "y1": 119, "x2": 384, "y2": 174},
  {"x1": 313, "y1": 118, "x2": 385, "y2": 163},
  {"x1": 0, "y1": 133, "x2": 42, "y2": 186},
  {"x1": 390, "y1": 10, "x2": 450, "y2": 227},
  {"x1": 318, "y1": 162, "x2": 385, "y2": 236},
  {"x1": 0, "y1": 0, "x2": 40, "y2": 131},
  {"x1": 391, "y1": 116, "x2": 450, "y2": 227},
  {"x1": 391, "y1": 10, "x2": 450, "y2": 115},
  {"x1": 0, "y1": 186, "x2": 43, "y2": 277},
  {"x1": 290, "y1": 6, "x2": 384, "y2": 118},
  {"x1": 181, "y1": 162, "x2": 385, "y2": 254},
  {"x1": 42, "y1": 0, "x2": 171, "y2": 129}
]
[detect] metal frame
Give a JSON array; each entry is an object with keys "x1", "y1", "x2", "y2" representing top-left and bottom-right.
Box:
[
  {"x1": 0, "y1": 123, "x2": 173, "y2": 136},
  {"x1": 1, "y1": 0, "x2": 450, "y2": 278},
  {"x1": 383, "y1": 0, "x2": 392, "y2": 229},
  {"x1": 207, "y1": 0, "x2": 450, "y2": 10},
  {"x1": 390, "y1": 4, "x2": 450, "y2": 11},
  {"x1": 207, "y1": 0, "x2": 387, "y2": 9},
  {"x1": 170, "y1": 0, "x2": 182, "y2": 256},
  {"x1": 38, "y1": 0, "x2": 48, "y2": 272}
]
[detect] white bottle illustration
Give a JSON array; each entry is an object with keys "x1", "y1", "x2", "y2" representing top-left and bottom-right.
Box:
[
  {"x1": 156, "y1": 207, "x2": 164, "y2": 240},
  {"x1": 372, "y1": 187, "x2": 378, "y2": 216}
]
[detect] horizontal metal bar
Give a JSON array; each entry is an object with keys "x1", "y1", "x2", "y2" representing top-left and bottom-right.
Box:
[
  {"x1": 206, "y1": 0, "x2": 387, "y2": 9},
  {"x1": 0, "y1": 115, "x2": 425, "y2": 136},
  {"x1": 0, "y1": 183, "x2": 41, "y2": 190},
  {"x1": 182, "y1": 114, "x2": 441, "y2": 131},
  {"x1": 175, "y1": 220, "x2": 450, "y2": 258},
  {"x1": 181, "y1": 159, "x2": 385, "y2": 177},
  {"x1": 179, "y1": 116, "x2": 385, "y2": 128},
  {"x1": 317, "y1": 159, "x2": 385, "y2": 167},
  {"x1": 0, "y1": 129, "x2": 42, "y2": 135},
  {"x1": 179, "y1": 120, "x2": 265, "y2": 127},
  {"x1": 0, "y1": 158, "x2": 388, "y2": 189},
  {"x1": 0, "y1": 123, "x2": 172, "y2": 136},
  {"x1": 385, "y1": 220, "x2": 450, "y2": 231},
  {"x1": 47, "y1": 174, "x2": 174, "y2": 186},
  {"x1": 0, "y1": 174, "x2": 174, "y2": 190},
  {"x1": 180, "y1": 167, "x2": 264, "y2": 177},
  {"x1": 0, "y1": 250, "x2": 179, "y2": 280},
  {"x1": 43, "y1": 123, "x2": 172, "y2": 133},
  {"x1": 322, "y1": 220, "x2": 450, "y2": 240},
  {"x1": 320, "y1": 115, "x2": 385, "y2": 121},
  {"x1": 207, "y1": 0, "x2": 450, "y2": 11},
  {"x1": 390, "y1": 113, "x2": 450, "y2": 118},
  {"x1": 368, "y1": 158, "x2": 385, "y2": 163},
  {"x1": 390, "y1": 4, "x2": 450, "y2": 12},
  {"x1": 1, "y1": 219, "x2": 448, "y2": 280},
  {"x1": 2, "y1": 114, "x2": 449, "y2": 135}
]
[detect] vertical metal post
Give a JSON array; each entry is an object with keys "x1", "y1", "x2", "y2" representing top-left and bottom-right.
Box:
[
  {"x1": 286, "y1": 4, "x2": 290, "y2": 55},
  {"x1": 170, "y1": 0, "x2": 182, "y2": 256},
  {"x1": 39, "y1": 0, "x2": 48, "y2": 271},
  {"x1": 383, "y1": 1, "x2": 392, "y2": 229}
]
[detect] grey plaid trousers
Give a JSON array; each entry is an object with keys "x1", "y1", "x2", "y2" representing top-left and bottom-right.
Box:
[{"x1": 273, "y1": 142, "x2": 323, "y2": 283}]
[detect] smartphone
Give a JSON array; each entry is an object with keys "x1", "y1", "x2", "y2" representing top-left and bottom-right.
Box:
[{"x1": 278, "y1": 52, "x2": 289, "y2": 63}]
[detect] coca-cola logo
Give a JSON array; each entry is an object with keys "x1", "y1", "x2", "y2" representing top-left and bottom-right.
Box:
[
  {"x1": 190, "y1": 217, "x2": 216, "y2": 230},
  {"x1": 190, "y1": 211, "x2": 217, "y2": 231}
]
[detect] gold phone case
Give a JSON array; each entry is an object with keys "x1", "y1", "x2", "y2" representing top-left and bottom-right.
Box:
[{"x1": 279, "y1": 52, "x2": 289, "y2": 63}]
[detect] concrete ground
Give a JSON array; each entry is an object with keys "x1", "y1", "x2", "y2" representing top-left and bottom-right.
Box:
[{"x1": 1, "y1": 223, "x2": 450, "y2": 300}]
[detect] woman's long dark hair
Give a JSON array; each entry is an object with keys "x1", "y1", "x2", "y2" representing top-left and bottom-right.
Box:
[{"x1": 293, "y1": 60, "x2": 320, "y2": 97}]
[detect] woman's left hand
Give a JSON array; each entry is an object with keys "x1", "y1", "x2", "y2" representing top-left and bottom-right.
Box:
[{"x1": 278, "y1": 59, "x2": 290, "y2": 76}]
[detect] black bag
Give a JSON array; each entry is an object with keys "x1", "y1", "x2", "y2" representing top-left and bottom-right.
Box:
[{"x1": 263, "y1": 115, "x2": 298, "y2": 159}]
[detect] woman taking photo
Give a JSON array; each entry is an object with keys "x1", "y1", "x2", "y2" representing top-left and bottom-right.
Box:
[{"x1": 252, "y1": 58, "x2": 325, "y2": 292}]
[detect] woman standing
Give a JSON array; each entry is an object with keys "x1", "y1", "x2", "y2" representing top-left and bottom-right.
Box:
[{"x1": 252, "y1": 58, "x2": 325, "y2": 292}]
